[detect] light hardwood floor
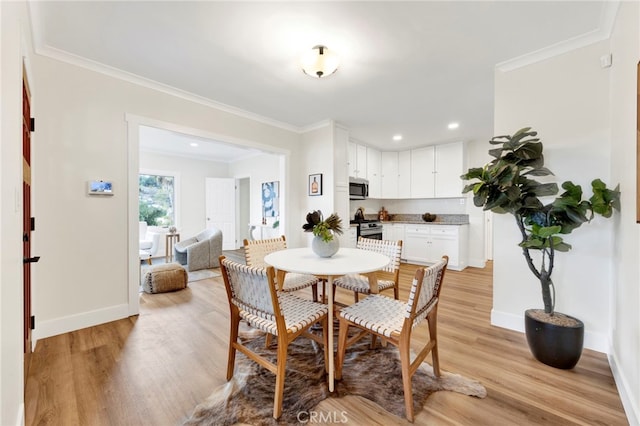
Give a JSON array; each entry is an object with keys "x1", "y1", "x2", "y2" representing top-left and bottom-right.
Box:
[{"x1": 24, "y1": 260, "x2": 628, "y2": 425}]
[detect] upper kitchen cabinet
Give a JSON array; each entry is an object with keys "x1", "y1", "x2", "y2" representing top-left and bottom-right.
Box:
[
  {"x1": 410, "y1": 141, "x2": 464, "y2": 198},
  {"x1": 347, "y1": 141, "x2": 367, "y2": 179},
  {"x1": 380, "y1": 150, "x2": 411, "y2": 198},
  {"x1": 434, "y1": 142, "x2": 465, "y2": 197},
  {"x1": 366, "y1": 147, "x2": 381, "y2": 198},
  {"x1": 380, "y1": 151, "x2": 398, "y2": 198},
  {"x1": 410, "y1": 146, "x2": 436, "y2": 198},
  {"x1": 398, "y1": 150, "x2": 411, "y2": 198}
]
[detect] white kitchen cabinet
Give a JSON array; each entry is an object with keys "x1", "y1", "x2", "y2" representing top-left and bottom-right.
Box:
[
  {"x1": 380, "y1": 151, "x2": 398, "y2": 198},
  {"x1": 383, "y1": 223, "x2": 406, "y2": 258},
  {"x1": 347, "y1": 226, "x2": 358, "y2": 248},
  {"x1": 409, "y1": 141, "x2": 464, "y2": 199},
  {"x1": 381, "y1": 150, "x2": 411, "y2": 199},
  {"x1": 398, "y1": 150, "x2": 411, "y2": 198},
  {"x1": 434, "y1": 141, "x2": 465, "y2": 197},
  {"x1": 410, "y1": 146, "x2": 436, "y2": 198},
  {"x1": 403, "y1": 224, "x2": 467, "y2": 271},
  {"x1": 366, "y1": 147, "x2": 381, "y2": 198},
  {"x1": 348, "y1": 141, "x2": 368, "y2": 178}
]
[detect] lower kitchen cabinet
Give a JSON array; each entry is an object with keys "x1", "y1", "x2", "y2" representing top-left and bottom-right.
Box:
[
  {"x1": 347, "y1": 226, "x2": 358, "y2": 248},
  {"x1": 382, "y1": 223, "x2": 406, "y2": 258},
  {"x1": 403, "y1": 224, "x2": 468, "y2": 271}
]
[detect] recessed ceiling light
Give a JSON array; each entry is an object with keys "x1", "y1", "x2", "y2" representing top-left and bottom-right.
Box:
[
  {"x1": 392, "y1": 134, "x2": 403, "y2": 141},
  {"x1": 448, "y1": 122, "x2": 459, "y2": 130},
  {"x1": 190, "y1": 142, "x2": 199, "y2": 147}
]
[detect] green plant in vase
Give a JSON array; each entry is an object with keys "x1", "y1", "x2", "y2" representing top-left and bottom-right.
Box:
[
  {"x1": 302, "y1": 210, "x2": 343, "y2": 241},
  {"x1": 461, "y1": 127, "x2": 620, "y2": 369}
]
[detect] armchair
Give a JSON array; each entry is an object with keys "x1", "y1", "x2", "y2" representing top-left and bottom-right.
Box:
[
  {"x1": 174, "y1": 227, "x2": 223, "y2": 271},
  {"x1": 139, "y1": 221, "x2": 161, "y2": 263}
]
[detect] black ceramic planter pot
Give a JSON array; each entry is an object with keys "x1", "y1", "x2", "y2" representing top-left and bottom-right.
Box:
[{"x1": 524, "y1": 309, "x2": 584, "y2": 369}]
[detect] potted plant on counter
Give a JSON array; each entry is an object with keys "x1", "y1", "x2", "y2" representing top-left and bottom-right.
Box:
[
  {"x1": 303, "y1": 210, "x2": 343, "y2": 257},
  {"x1": 461, "y1": 127, "x2": 620, "y2": 369}
]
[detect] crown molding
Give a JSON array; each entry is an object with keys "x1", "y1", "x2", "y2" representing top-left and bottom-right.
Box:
[
  {"x1": 497, "y1": 0, "x2": 620, "y2": 72},
  {"x1": 32, "y1": 43, "x2": 303, "y2": 134}
]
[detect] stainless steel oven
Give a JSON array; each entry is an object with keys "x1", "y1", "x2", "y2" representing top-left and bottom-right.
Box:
[{"x1": 357, "y1": 221, "x2": 383, "y2": 240}]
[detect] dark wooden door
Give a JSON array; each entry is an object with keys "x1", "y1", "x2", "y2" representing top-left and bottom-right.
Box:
[{"x1": 23, "y1": 69, "x2": 33, "y2": 361}]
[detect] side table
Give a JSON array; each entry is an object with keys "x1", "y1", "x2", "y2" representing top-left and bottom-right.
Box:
[{"x1": 165, "y1": 233, "x2": 180, "y2": 263}]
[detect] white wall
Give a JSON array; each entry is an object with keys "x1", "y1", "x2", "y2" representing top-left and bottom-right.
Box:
[
  {"x1": 493, "y1": 40, "x2": 613, "y2": 351},
  {"x1": 1, "y1": 2, "x2": 31, "y2": 424},
  {"x1": 300, "y1": 124, "x2": 337, "y2": 247},
  {"x1": 30, "y1": 53, "x2": 302, "y2": 343},
  {"x1": 607, "y1": 2, "x2": 640, "y2": 423},
  {"x1": 139, "y1": 151, "x2": 230, "y2": 239}
]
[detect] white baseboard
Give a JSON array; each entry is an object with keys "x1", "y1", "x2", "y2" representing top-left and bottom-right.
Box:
[
  {"x1": 32, "y1": 303, "x2": 130, "y2": 344},
  {"x1": 490, "y1": 309, "x2": 608, "y2": 353},
  {"x1": 608, "y1": 350, "x2": 639, "y2": 426},
  {"x1": 467, "y1": 258, "x2": 487, "y2": 269}
]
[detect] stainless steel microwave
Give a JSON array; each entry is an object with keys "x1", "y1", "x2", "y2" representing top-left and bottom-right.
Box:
[{"x1": 349, "y1": 177, "x2": 369, "y2": 200}]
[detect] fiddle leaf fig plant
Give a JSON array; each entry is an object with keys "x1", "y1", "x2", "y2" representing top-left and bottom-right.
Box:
[{"x1": 461, "y1": 127, "x2": 620, "y2": 315}]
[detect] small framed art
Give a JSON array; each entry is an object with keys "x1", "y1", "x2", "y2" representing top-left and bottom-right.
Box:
[{"x1": 308, "y1": 173, "x2": 322, "y2": 196}]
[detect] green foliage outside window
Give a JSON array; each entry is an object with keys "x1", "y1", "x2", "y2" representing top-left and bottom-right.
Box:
[{"x1": 139, "y1": 174, "x2": 175, "y2": 226}]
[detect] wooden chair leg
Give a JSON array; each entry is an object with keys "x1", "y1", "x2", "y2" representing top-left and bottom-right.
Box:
[
  {"x1": 311, "y1": 283, "x2": 318, "y2": 302},
  {"x1": 147, "y1": 257, "x2": 152, "y2": 265},
  {"x1": 227, "y1": 309, "x2": 240, "y2": 381},
  {"x1": 265, "y1": 333, "x2": 272, "y2": 348},
  {"x1": 353, "y1": 291, "x2": 359, "y2": 303},
  {"x1": 335, "y1": 318, "x2": 350, "y2": 380},
  {"x1": 399, "y1": 339, "x2": 414, "y2": 423},
  {"x1": 273, "y1": 336, "x2": 289, "y2": 419},
  {"x1": 428, "y1": 310, "x2": 440, "y2": 376}
]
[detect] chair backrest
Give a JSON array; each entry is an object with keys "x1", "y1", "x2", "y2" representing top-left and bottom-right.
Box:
[
  {"x1": 405, "y1": 256, "x2": 448, "y2": 328},
  {"x1": 243, "y1": 236, "x2": 287, "y2": 268},
  {"x1": 219, "y1": 256, "x2": 280, "y2": 321},
  {"x1": 356, "y1": 237, "x2": 403, "y2": 274},
  {"x1": 196, "y1": 227, "x2": 221, "y2": 242}
]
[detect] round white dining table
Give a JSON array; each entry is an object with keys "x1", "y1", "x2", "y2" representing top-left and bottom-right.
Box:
[{"x1": 264, "y1": 247, "x2": 390, "y2": 392}]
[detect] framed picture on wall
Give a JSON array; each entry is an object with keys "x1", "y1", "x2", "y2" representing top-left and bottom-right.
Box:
[
  {"x1": 308, "y1": 173, "x2": 322, "y2": 196},
  {"x1": 262, "y1": 181, "x2": 279, "y2": 219}
]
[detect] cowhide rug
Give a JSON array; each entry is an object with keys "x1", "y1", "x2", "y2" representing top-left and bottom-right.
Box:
[{"x1": 183, "y1": 326, "x2": 486, "y2": 425}]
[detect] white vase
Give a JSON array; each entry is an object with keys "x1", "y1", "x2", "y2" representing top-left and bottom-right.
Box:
[{"x1": 311, "y1": 235, "x2": 340, "y2": 258}]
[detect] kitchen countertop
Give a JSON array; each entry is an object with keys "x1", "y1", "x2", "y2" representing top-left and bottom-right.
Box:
[
  {"x1": 352, "y1": 213, "x2": 469, "y2": 226},
  {"x1": 383, "y1": 220, "x2": 469, "y2": 225}
]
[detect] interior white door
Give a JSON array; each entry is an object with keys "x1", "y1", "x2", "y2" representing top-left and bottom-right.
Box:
[{"x1": 205, "y1": 177, "x2": 236, "y2": 250}]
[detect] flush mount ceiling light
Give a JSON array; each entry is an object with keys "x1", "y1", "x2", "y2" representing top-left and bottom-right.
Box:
[
  {"x1": 448, "y1": 122, "x2": 460, "y2": 130},
  {"x1": 301, "y1": 45, "x2": 339, "y2": 78}
]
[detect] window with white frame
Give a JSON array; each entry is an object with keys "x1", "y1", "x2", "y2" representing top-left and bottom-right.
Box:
[{"x1": 139, "y1": 172, "x2": 177, "y2": 227}]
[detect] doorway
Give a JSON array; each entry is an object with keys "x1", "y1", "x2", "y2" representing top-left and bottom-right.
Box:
[{"x1": 126, "y1": 114, "x2": 288, "y2": 315}]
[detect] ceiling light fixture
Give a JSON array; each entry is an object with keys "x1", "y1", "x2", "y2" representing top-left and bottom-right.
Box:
[
  {"x1": 448, "y1": 122, "x2": 459, "y2": 130},
  {"x1": 190, "y1": 142, "x2": 199, "y2": 147},
  {"x1": 301, "y1": 45, "x2": 339, "y2": 78},
  {"x1": 393, "y1": 134, "x2": 403, "y2": 141}
]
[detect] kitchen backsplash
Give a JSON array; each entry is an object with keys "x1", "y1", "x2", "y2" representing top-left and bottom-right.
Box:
[{"x1": 350, "y1": 197, "x2": 470, "y2": 223}]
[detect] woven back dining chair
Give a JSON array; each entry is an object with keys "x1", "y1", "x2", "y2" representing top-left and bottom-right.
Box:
[
  {"x1": 335, "y1": 256, "x2": 449, "y2": 422},
  {"x1": 333, "y1": 237, "x2": 403, "y2": 302},
  {"x1": 243, "y1": 236, "x2": 319, "y2": 302},
  {"x1": 219, "y1": 256, "x2": 329, "y2": 419}
]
